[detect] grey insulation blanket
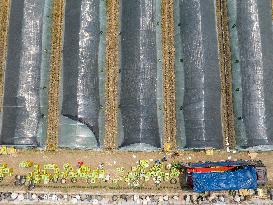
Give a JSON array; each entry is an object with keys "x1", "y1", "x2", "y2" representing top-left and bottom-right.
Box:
[
  {"x1": 235, "y1": 0, "x2": 273, "y2": 147},
  {"x1": 61, "y1": 0, "x2": 100, "y2": 147},
  {"x1": 119, "y1": 0, "x2": 161, "y2": 148},
  {"x1": 1, "y1": 0, "x2": 45, "y2": 146},
  {"x1": 179, "y1": 0, "x2": 223, "y2": 148}
]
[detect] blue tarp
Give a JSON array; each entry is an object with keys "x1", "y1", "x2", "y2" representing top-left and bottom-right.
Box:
[{"x1": 192, "y1": 166, "x2": 257, "y2": 192}]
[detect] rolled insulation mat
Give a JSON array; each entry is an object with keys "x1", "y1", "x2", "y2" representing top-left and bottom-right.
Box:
[
  {"x1": 1, "y1": 0, "x2": 45, "y2": 146},
  {"x1": 179, "y1": 0, "x2": 222, "y2": 148},
  {"x1": 60, "y1": 0, "x2": 100, "y2": 148},
  {"x1": 236, "y1": 0, "x2": 273, "y2": 147},
  {"x1": 119, "y1": 0, "x2": 161, "y2": 148}
]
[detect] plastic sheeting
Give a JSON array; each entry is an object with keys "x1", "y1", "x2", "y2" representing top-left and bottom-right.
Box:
[
  {"x1": 60, "y1": 0, "x2": 101, "y2": 148},
  {"x1": 1, "y1": 0, "x2": 47, "y2": 146},
  {"x1": 119, "y1": 0, "x2": 161, "y2": 148},
  {"x1": 237, "y1": 0, "x2": 273, "y2": 147},
  {"x1": 228, "y1": 0, "x2": 273, "y2": 148},
  {"x1": 178, "y1": 0, "x2": 222, "y2": 148},
  {"x1": 192, "y1": 166, "x2": 257, "y2": 192}
]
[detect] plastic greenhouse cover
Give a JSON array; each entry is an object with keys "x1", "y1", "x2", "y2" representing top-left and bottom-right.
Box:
[
  {"x1": 59, "y1": 0, "x2": 105, "y2": 149},
  {"x1": 119, "y1": 0, "x2": 162, "y2": 149},
  {"x1": 0, "y1": 0, "x2": 51, "y2": 147},
  {"x1": 227, "y1": 0, "x2": 273, "y2": 149},
  {"x1": 175, "y1": 0, "x2": 223, "y2": 149}
]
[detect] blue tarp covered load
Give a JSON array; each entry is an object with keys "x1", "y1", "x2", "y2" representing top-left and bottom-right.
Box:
[
  {"x1": 192, "y1": 166, "x2": 257, "y2": 192},
  {"x1": 182, "y1": 161, "x2": 258, "y2": 192}
]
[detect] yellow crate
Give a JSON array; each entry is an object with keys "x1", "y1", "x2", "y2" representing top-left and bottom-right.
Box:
[
  {"x1": 41, "y1": 170, "x2": 47, "y2": 175},
  {"x1": 44, "y1": 164, "x2": 57, "y2": 170},
  {"x1": 29, "y1": 172, "x2": 35, "y2": 177},
  {"x1": 2, "y1": 168, "x2": 10, "y2": 174},
  {"x1": 139, "y1": 160, "x2": 149, "y2": 168},
  {"x1": 170, "y1": 170, "x2": 180, "y2": 177},
  {"x1": 19, "y1": 161, "x2": 33, "y2": 168},
  {"x1": 205, "y1": 149, "x2": 214, "y2": 156},
  {"x1": 239, "y1": 189, "x2": 252, "y2": 196},
  {"x1": 54, "y1": 169, "x2": 60, "y2": 174},
  {"x1": 25, "y1": 161, "x2": 33, "y2": 167},
  {"x1": 33, "y1": 164, "x2": 40, "y2": 169},
  {"x1": 34, "y1": 170, "x2": 41, "y2": 175},
  {"x1": 93, "y1": 169, "x2": 99, "y2": 174},
  {"x1": 0, "y1": 163, "x2": 7, "y2": 169},
  {"x1": 164, "y1": 143, "x2": 171, "y2": 152},
  {"x1": 81, "y1": 166, "x2": 90, "y2": 172},
  {"x1": 63, "y1": 163, "x2": 69, "y2": 167},
  {"x1": 34, "y1": 175, "x2": 41, "y2": 180},
  {"x1": 139, "y1": 169, "x2": 145, "y2": 174},
  {"x1": 26, "y1": 175, "x2": 33, "y2": 181},
  {"x1": 8, "y1": 168, "x2": 13, "y2": 174},
  {"x1": 0, "y1": 146, "x2": 7, "y2": 155},
  {"x1": 160, "y1": 172, "x2": 165, "y2": 177},
  {"x1": 33, "y1": 179, "x2": 41, "y2": 184},
  {"x1": 99, "y1": 169, "x2": 105, "y2": 173}
]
